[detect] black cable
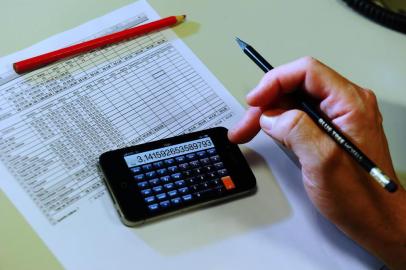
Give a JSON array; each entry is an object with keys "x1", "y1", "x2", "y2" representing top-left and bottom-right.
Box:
[{"x1": 342, "y1": 0, "x2": 406, "y2": 34}]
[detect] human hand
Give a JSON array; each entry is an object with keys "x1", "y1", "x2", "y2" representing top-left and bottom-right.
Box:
[{"x1": 228, "y1": 57, "x2": 406, "y2": 269}]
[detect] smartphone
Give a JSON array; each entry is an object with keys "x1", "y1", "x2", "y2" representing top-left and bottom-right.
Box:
[{"x1": 99, "y1": 127, "x2": 256, "y2": 226}]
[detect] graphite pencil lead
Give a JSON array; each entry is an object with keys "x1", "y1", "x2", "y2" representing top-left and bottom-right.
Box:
[{"x1": 235, "y1": 37, "x2": 248, "y2": 50}]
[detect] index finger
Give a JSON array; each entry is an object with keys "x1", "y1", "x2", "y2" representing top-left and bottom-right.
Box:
[
  {"x1": 247, "y1": 57, "x2": 354, "y2": 108},
  {"x1": 228, "y1": 106, "x2": 263, "y2": 144}
]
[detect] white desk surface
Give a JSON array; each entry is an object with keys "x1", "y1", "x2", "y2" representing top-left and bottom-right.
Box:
[{"x1": 1, "y1": 0, "x2": 405, "y2": 269}]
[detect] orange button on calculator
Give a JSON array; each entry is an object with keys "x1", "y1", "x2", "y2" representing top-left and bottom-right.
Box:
[{"x1": 221, "y1": 176, "x2": 236, "y2": 190}]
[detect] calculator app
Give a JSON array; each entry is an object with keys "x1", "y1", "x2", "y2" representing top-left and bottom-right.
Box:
[{"x1": 122, "y1": 136, "x2": 236, "y2": 213}]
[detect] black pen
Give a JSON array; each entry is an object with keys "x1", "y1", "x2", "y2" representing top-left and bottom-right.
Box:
[{"x1": 235, "y1": 37, "x2": 397, "y2": 193}]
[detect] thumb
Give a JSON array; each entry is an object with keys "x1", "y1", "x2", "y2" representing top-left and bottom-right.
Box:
[{"x1": 260, "y1": 109, "x2": 334, "y2": 168}]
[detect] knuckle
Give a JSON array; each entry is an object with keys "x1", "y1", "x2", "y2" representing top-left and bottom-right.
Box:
[
  {"x1": 362, "y1": 88, "x2": 383, "y2": 124},
  {"x1": 301, "y1": 56, "x2": 318, "y2": 67},
  {"x1": 363, "y1": 88, "x2": 378, "y2": 105}
]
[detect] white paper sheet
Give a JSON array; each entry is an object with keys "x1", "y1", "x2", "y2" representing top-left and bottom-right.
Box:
[{"x1": 0, "y1": 1, "x2": 383, "y2": 269}]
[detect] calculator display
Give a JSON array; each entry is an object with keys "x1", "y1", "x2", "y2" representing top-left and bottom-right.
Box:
[{"x1": 124, "y1": 137, "x2": 214, "y2": 167}]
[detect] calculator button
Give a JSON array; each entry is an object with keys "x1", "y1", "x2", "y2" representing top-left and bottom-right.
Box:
[
  {"x1": 164, "y1": 158, "x2": 175, "y2": 166},
  {"x1": 210, "y1": 155, "x2": 220, "y2": 162},
  {"x1": 175, "y1": 156, "x2": 186, "y2": 163},
  {"x1": 146, "y1": 171, "x2": 157, "y2": 179},
  {"x1": 182, "y1": 194, "x2": 193, "y2": 201},
  {"x1": 217, "y1": 169, "x2": 228, "y2": 177},
  {"x1": 131, "y1": 167, "x2": 142, "y2": 174},
  {"x1": 207, "y1": 148, "x2": 216, "y2": 155},
  {"x1": 164, "y1": 183, "x2": 175, "y2": 190},
  {"x1": 211, "y1": 179, "x2": 221, "y2": 187},
  {"x1": 134, "y1": 174, "x2": 145, "y2": 181},
  {"x1": 194, "y1": 192, "x2": 205, "y2": 199},
  {"x1": 178, "y1": 163, "x2": 190, "y2": 170},
  {"x1": 168, "y1": 165, "x2": 179, "y2": 173},
  {"x1": 207, "y1": 172, "x2": 217, "y2": 179},
  {"x1": 171, "y1": 197, "x2": 182, "y2": 204},
  {"x1": 138, "y1": 181, "x2": 149, "y2": 188},
  {"x1": 187, "y1": 177, "x2": 197, "y2": 185},
  {"x1": 200, "y1": 158, "x2": 210, "y2": 165},
  {"x1": 183, "y1": 170, "x2": 193, "y2": 177},
  {"x1": 179, "y1": 187, "x2": 189, "y2": 194},
  {"x1": 153, "y1": 161, "x2": 164, "y2": 168},
  {"x1": 156, "y1": 193, "x2": 167, "y2": 200},
  {"x1": 149, "y1": 178, "x2": 160, "y2": 186},
  {"x1": 141, "y1": 189, "x2": 152, "y2": 196},
  {"x1": 213, "y1": 162, "x2": 224, "y2": 169},
  {"x1": 193, "y1": 168, "x2": 203, "y2": 175},
  {"x1": 160, "y1": 176, "x2": 171, "y2": 183},
  {"x1": 215, "y1": 187, "x2": 226, "y2": 195},
  {"x1": 190, "y1": 185, "x2": 199, "y2": 192},
  {"x1": 153, "y1": 185, "x2": 164, "y2": 193},
  {"x1": 194, "y1": 190, "x2": 213, "y2": 199},
  {"x1": 157, "y1": 168, "x2": 168, "y2": 175},
  {"x1": 199, "y1": 182, "x2": 210, "y2": 190},
  {"x1": 168, "y1": 190, "x2": 178, "y2": 197},
  {"x1": 175, "y1": 180, "x2": 186, "y2": 187},
  {"x1": 148, "y1": 203, "x2": 159, "y2": 211},
  {"x1": 186, "y1": 153, "x2": 196, "y2": 160},
  {"x1": 196, "y1": 175, "x2": 205, "y2": 182},
  {"x1": 204, "y1": 165, "x2": 214, "y2": 172},
  {"x1": 221, "y1": 176, "x2": 236, "y2": 190},
  {"x1": 189, "y1": 160, "x2": 200, "y2": 168},
  {"x1": 145, "y1": 196, "x2": 155, "y2": 203},
  {"x1": 160, "y1": 200, "x2": 171, "y2": 208},
  {"x1": 171, "y1": 173, "x2": 182, "y2": 180},
  {"x1": 196, "y1": 151, "x2": 207, "y2": 158},
  {"x1": 142, "y1": 164, "x2": 153, "y2": 171}
]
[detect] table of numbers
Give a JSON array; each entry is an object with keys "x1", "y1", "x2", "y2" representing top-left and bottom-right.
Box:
[{"x1": 0, "y1": 16, "x2": 233, "y2": 224}]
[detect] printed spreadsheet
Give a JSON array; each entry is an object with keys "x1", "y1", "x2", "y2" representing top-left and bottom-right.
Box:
[{"x1": 0, "y1": 13, "x2": 232, "y2": 225}]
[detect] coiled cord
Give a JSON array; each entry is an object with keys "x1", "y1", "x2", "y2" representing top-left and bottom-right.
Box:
[{"x1": 342, "y1": 0, "x2": 406, "y2": 34}]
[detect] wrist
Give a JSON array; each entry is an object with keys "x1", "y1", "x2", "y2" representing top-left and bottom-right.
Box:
[{"x1": 346, "y1": 188, "x2": 406, "y2": 270}]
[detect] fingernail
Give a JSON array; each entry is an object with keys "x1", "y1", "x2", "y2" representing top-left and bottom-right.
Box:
[
  {"x1": 260, "y1": 114, "x2": 275, "y2": 130},
  {"x1": 227, "y1": 129, "x2": 234, "y2": 139}
]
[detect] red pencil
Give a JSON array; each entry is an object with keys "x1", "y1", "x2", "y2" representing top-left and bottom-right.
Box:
[{"x1": 13, "y1": 15, "x2": 186, "y2": 74}]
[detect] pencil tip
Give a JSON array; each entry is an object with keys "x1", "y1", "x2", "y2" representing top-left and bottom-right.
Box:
[
  {"x1": 235, "y1": 37, "x2": 247, "y2": 49},
  {"x1": 176, "y1": 15, "x2": 187, "y2": 23}
]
